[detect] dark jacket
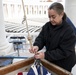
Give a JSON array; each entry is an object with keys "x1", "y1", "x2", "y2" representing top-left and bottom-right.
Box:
[{"x1": 33, "y1": 20, "x2": 76, "y2": 71}]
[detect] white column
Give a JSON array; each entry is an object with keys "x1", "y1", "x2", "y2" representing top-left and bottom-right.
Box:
[
  {"x1": 65, "y1": 0, "x2": 76, "y2": 27},
  {"x1": 7, "y1": 4, "x2": 12, "y2": 19},
  {"x1": 14, "y1": 4, "x2": 18, "y2": 19},
  {"x1": 0, "y1": 0, "x2": 13, "y2": 56}
]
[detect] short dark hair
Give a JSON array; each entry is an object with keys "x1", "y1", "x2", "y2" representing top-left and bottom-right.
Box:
[{"x1": 49, "y1": 2, "x2": 67, "y2": 20}]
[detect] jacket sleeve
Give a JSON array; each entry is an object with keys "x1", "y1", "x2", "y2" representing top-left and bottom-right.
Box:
[
  {"x1": 33, "y1": 26, "x2": 45, "y2": 50},
  {"x1": 45, "y1": 27, "x2": 76, "y2": 61}
]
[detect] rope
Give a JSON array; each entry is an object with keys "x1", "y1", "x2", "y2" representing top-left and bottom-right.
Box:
[{"x1": 21, "y1": 0, "x2": 32, "y2": 48}]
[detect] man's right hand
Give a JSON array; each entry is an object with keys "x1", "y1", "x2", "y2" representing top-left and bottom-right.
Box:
[{"x1": 29, "y1": 46, "x2": 39, "y2": 54}]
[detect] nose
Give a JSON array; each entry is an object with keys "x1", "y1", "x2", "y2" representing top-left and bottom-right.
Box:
[{"x1": 49, "y1": 17, "x2": 53, "y2": 22}]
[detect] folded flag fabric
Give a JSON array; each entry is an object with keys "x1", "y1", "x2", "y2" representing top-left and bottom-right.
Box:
[
  {"x1": 27, "y1": 65, "x2": 51, "y2": 75},
  {"x1": 27, "y1": 59, "x2": 51, "y2": 75}
]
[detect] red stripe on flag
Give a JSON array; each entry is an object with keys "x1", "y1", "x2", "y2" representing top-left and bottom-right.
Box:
[{"x1": 17, "y1": 72, "x2": 23, "y2": 75}]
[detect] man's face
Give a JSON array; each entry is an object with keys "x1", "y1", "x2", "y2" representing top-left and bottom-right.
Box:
[{"x1": 48, "y1": 9, "x2": 63, "y2": 25}]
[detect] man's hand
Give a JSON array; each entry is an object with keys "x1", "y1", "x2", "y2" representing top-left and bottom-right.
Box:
[
  {"x1": 29, "y1": 46, "x2": 39, "y2": 54},
  {"x1": 34, "y1": 52, "x2": 45, "y2": 59}
]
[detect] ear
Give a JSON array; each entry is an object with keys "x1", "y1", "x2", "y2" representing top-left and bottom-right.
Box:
[{"x1": 61, "y1": 12, "x2": 64, "y2": 18}]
